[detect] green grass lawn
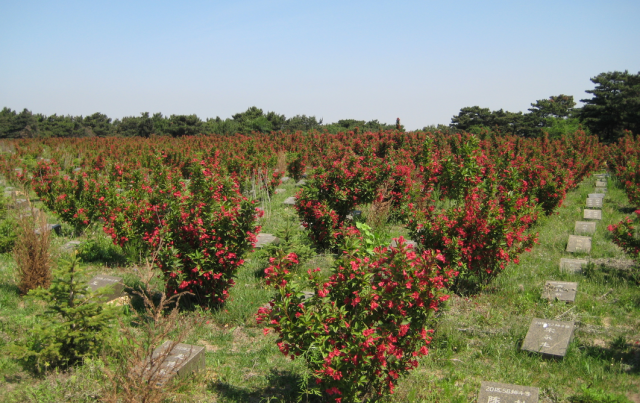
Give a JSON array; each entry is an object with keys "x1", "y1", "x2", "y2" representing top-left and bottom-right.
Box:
[{"x1": 0, "y1": 175, "x2": 638, "y2": 402}]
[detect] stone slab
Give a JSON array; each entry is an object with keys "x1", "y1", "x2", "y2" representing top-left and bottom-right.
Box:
[
  {"x1": 151, "y1": 341, "x2": 205, "y2": 382},
  {"x1": 390, "y1": 239, "x2": 418, "y2": 248},
  {"x1": 280, "y1": 176, "x2": 290, "y2": 183},
  {"x1": 542, "y1": 281, "x2": 578, "y2": 303},
  {"x1": 566, "y1": 235, "x2": 592, "y2": 253},
  {"x1": 559, "y1": 258, "x2": 588, "y2": 273},
  {"x1": 88, "y1": 275, "x2": 125, "y2": 302},
  {"x1": 346, "y1": 210, "x2": 362, "y2": 220},
  {"x1": 61, "y1": 240, "x2": 82, "y2": 252},
  {"x1": 574, "y1": 221, "x2": 596, "y2": 235},
  {"x1": 588, "y1": 193, "x2": 605, "y2": 199},
  {"x1": 274, "y1": 188, "x2": 286, "y2": 194},
  {"x1": 585, "y1": 198, "x2": 603, "y2": 208},
  {"x1": 255, "y1": 233, "x2": 280, "y2": 248},
  {"x1": 595, "y1": 186, "x2": 607, "y2": 193},
  {"x1": 583, "y1": 209, "x2": 602, "y2": 220},
  {"x1": 521, "y1": 318, "x2": 574, "y2": 357},
  {"x1": 283, "y1": 196, "x2": 296, "y2": 205},
  {"x1": 295, "y1": 179, "x2": 306, "y2": 187},
  {"x1": 595, "y1": 180, "x2": 607, "y2": 187},
  {"x1": 478, "y1": 381, "x2": 539, "y2": 403},
  {"x1": 35, "y1": 224, "x2": 62, "y2": 236}
]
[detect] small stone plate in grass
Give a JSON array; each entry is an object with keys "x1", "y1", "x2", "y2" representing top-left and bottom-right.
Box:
[
  {"x1": 151, "y1": 341, "x2": 205, "y2": 383},
  {"x1": 478, "y1": 381, "x2": 539, "y2": 403},
  {"x1": 559, "y1": 258, "x2": 589, "y2": 273},
  {"x1": 88, "y1": 275, "x2": 125, "y2": 302},
  {"x1": 585, "y1": 198, "x2": 603, "y2": 208},
  {"x1": 274, "y1": 188, "x2": 286, "y2": 194},
  {"x1": 583, "y1": 209, "x2": 602, "y2": 220},
  {"x1": 566, "y1": 235, "x2": 592, "y2": 253},
  {"x1": 595, "y1": 180, "x2": 607, "y2": 187},
  {"x1": 588, "y1": 193, "x2": 605, "y2": 199},
  {"x1": 283, "y1": 196, "x2": 296, "y2": 205},
  {"x1": 255, "y1": 233, "x2": 280, "y2": 248},
  {"x1": 280, "y1": 176, "x2": 290, "y2": 183},
  {"x1": 61, "y1": 240, "x2": 82, "y2": 252},
  {"x1": 542, "y1": 281, "x2": 578, "y2": 303},
  {"x1": 390, "y1": 239, "x2": 418, "y2": 248},
  {"x1": 595, "y1": 186, "x2": 607, "y2": 193},
  {"x1": 295, "y1": 179, "x2": 306, "y2": 187},
  {"x1": 574, "y1": 221, "x2": 596, "y2": 235},
  {"x1": 521, "y1": 318, "x2": 575, "y2": 358}
]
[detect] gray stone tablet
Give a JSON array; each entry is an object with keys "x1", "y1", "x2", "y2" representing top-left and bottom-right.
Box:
[
  {"x1": 478, "y1": 381, "x2": 539, "y2": 403},
  {"x1": 280, "y1": 176, "x2": 290, "y2": 183},
  {"x1": 522, "y1": 318, "x2": 575, "y2": 357},
  {"x1": 35, "y1": 223, "x2": 62, "y2": 236},
  {"x1": 390, "y1": 239, "x2": 418, "y2": 248},
  {"x1": 283, "y1": 196, "x2": 296, "y2": 205},
  {"x1": 151, "y1": 341, "x2": 205, "y2": 382},
  {"x1": 274, "y1": 188, "x2": 286, "y2": 194},
  {"x1": 255, "y1": 233, "x2": 279, "y2": 248},
  {"x1": 542, "y1": 281, "x2": 578, "y2": 303},
  {"x1": 583, "y1": 209, "x2": 602, "y2": 220},
  {"x1": 559, "y1": 258, "x2": 588, "y2": 273},
  {"x1": 88, "y1": 275, "x2": 124, "y2": 302},
  {"x1": 61, "y1": 240, "x2": 82, "y2": 252},
  {"x1": 346, "y1": 210, "x2": 362, "y2": 220},
  {"x1": 574, "y1": 221, "x2": 596, "y2": 235},
  {"x1": 585, "y1": 198, "x2": 603, "y2": 208},
  {"x1": 566, "y1": 235, "x2": 592, "y2": 253},
  {"x1": 295, "y1": 179, "x2": 306, "y2": 187},
  {"x1": 595, "y1": 180, "x2": 607, "y2": 187},
  {"x1": 588, "y1": 193, "x2": 605, "y2": 199},
  {"x1": 595, "y1": 186, "x2": 607, "y2": 193}
]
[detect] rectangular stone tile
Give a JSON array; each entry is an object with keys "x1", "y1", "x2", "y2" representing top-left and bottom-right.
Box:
[
  {"x1": 559, "y1": 258, "x2": 588, "y2": 273},
  {"x1": 151, "y1": 341, "x2": 205, "y2": 382},
  {"x1": 595, "y1": 186, "x2": 607, "y2": 193},
  {"x1": 566, "y1": 235, "x2": 592, "y2": 253},
  {"x1": 88, "y1": 275, "x2": 125, "y2": 302},
  {"x1": 390, "y1": 239, "x2": 418, "y2": 248},
  {"x1": 283, "y1": 196, "x2": 296, "y2": 205},
  {"x1": 542, "y1": 281, "x2": 578, "y2": 303},
  {"x1": 583, "y1": 209, "x2": 602, "y2": 220},
  {"x1": 574, "y1": 221, "x2": 596, "y2": 235},
  {"x1": 478, "y1": 381, "x2": 539, "y2": 403},
  {"x1": 521, "y1": 318, "x2": 575, "y2": 358},
  {"x1": 595, "y1": 180, "x2": 607, "y2": 187},
  {"x1": 255, "y1": 233, "x2": 279, "y2": 248},
  {"x1": 585, "y1": 198, "x2": 603, "y2": 208},
  {"x1": 274, "y1": 188, "x2": 286, "y2": 194},
  {"x1": 295, "y1": 179, "x2": 306, "y2": 187},
  {"x1": 280, "y1": 176, "x2": 290, "y2": 182},
  {"x1": 588, "y1": 193, "x2": 605, "y2": 199}
]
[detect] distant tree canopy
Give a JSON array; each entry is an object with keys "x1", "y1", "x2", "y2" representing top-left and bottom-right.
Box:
[{"x1": 578, "y1": 70, "x2": 640, "y2": 142}]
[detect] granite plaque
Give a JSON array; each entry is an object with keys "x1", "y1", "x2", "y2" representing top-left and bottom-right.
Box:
[
  {"x1": 151, "y1": 341, "x2": 205, "y2": 382},
  {"x1": 255, "y1": 233, "x2": 280, "y2": 248},
  {"x1": 559, "y1": 258, "x2": 588, "y2": 273},
  {"x1": 588, "y1": 193, "x2": 605, "y2": 199},
  {"x1": 583, "y1": 209, "x2": 602, "y2": 220},
  {"x1": 574, "y1": 221, "x2": 596, "y2": 235},
  {"x1": 595, "y1": 186, "x2": 607, "y2": 193},
  {"x1": 280, "y1": 176, "x2": 290, "y2": 183},
  {"x1": 295, "y1": 179, "x2": 306, "y2": 187},
  {"x1": 542, "y1": 281, "x2": 578, "y2": 302},
  {"x1": 566, "y1": 235, "x2": 591, "y2": 253},
  {"x1": 390, "y1": 239, "x2": 418, "y2": 248},
  {"x1": 346, "y1": 210, "x2": 362, "y2": 219},
  {"x1": 274, "y1": 188, "x2": 286, "y2": 194},
  {"x1": 61, "y1": 240, "x2": 82, "y2": 252},
  {"x1": 35, "y1": 224, "x2": 62, "y2": 236},
  {"x1": 585, "y1": 198, "x2": 602, "y2": 208},
  {"x1": 595, "y1": 180, "x2": 607, "y2": 187},
  {"x1": 88, "y1": 275, "x2": 125, "y2": 302},
  {"x1": 522, "y1": 318, "x2": 574, "y2": 357},
  {"x1": 478, "y1": 381, "x2": 539, "y2": 403},
  {"x1": 283, "y1": 196, "x2": 296, "y2": 205}
]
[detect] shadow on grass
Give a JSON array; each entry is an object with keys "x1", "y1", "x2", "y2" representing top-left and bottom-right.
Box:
[
  {"x1": 209, "y1": 368, "x2": 323, "y2": 403},
  {"x1": 584, "y1": 261, "x2": 640, "y2": 285},
  {"x1": 580, "y1": 337, "x2": 640, "y2": 374},
  {"x1": 0, "y1": 282, "x2": 20, "y2": 297},
  {"x1": 618, "y1": 206, "x2": 637, "y2": 215}
]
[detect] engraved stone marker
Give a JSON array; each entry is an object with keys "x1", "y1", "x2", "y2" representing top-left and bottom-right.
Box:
[
  {"x1": 283, "y1": 196, "x2": 296, "y2": 205},
  {"x1": 346, "y1": 210, "x2": 362, "y2": 219},
  {"x1": 574, "y1": 221, "x2": 596, "y2": 235},
  {"x1": 255, "y1": 233, "x2": 279, "y2": 248},
  {"x1": 585, "y1": 198, "x2": 603, "y2": 208},
  {"x1": 274, "y1": 188, "x2": 286, "y2": 194},
  {"x1": 390, "y1": 239, "x2": 418, "y2": 248},
  {"x1": 61, "y1": 240, "x2": 82, "y2": 252},
  {"x1": 588, "y1": 193, "x2": 605, "y2": 199},
  {"x1": 566, "y1": 235, "x2": 591, "y2": 253},
  {"x1": 88, "y1": 275, "x2": 125, "y2": 302},
  {"x1": 151, "y1": 341, "x2": 205, "y2": 382},
  {"x1": 35, "y1": 223, "x2": 62, "y2": 236},
  {"x1": 478, "y1": 381, "x2": 539, "y2": 403},
  {"x1": 542, "y1": 281, "x2": 578, "y2": 302},
  {"x1": 595, "y1": 186, "x2": 607, "y2": 194},
  {"x1": 522, "y1": 318, "x2": 575, "y2": 357},
  {"x1": 583, "y1": 209, "x2": 602, "y2": 220},
  {"x1": 295, "y1": 179, "x2": 306, "y2": 187},
  {"x1": 559, "y1": 258, "x2": 588, "y2": 273},
  {"x1": 280, "y1": 176, "x2": 290, "y2": 183},
  {"x1": 595, "y1": 180, "x2": 607, "y2": 187}
]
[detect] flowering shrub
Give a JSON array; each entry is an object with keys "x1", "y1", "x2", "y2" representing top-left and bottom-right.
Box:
[
  {"x1": 257, "y1": 231, "x2": 454, "y2": 402},
  {"x1": 609, "y1": 211, "x2": 640, "y2": 263}
]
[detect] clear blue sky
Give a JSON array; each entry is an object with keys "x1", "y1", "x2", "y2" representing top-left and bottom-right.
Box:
[{"x1": 1, "y1": 0, "x2": 639, "y2": 130}]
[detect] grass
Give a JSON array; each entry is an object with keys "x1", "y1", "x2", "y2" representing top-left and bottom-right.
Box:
[{"x1": 0, "y1": 175, "x2": 638, "y2": 402}]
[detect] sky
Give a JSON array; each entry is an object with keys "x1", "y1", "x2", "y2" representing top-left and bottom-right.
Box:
[{"x1": 1, "y1": 0, "x2": 639, "y2": 130}]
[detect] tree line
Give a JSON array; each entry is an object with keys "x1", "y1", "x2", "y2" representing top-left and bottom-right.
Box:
[{"x1": 448, "y1": 70, "x2": 640, "y2": 142}]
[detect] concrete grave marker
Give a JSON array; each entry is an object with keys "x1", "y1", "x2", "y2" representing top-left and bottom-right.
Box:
[
  {"x1": 588, "y1": 193, "x2": 605, "y2": 199},
  {"x1": 521, "y1": 318, "x2": 575, "y2": 358},
  {"x1": 585, "y1": 198, "x2": 603, "y2": 208},
  {"x1": 283, "y1": 196, "x2": 296, "y2": 205},
  {"x1": 280, "y1": 176, "x2": 290, "y2": 183},
  {"x1": 594, "y1": 186, "x2": 607, "y2": 194},
  {"x1": 595, "y1": 180, "x2": 607, "y2": 187},
  {"x1": 542, "y1": 281, "x2": 578, "y2": 303},
  {"x1": 346, "y1": 210, "x2": 362, "y2": 220},
  {"x1": 390, "y1": 239, "x2": 418, "y2": 248},
  {"x1": 478, "y1": 381, "x2": 539, "y2": 403},
  {"x1": 574, "y1": 221, "x2": 596, "y2": 235},
  {"x1": 255, "y1": 233, "x2": 279, "y2": 248},
  {"x1": 35, "y1": 224, "x2": 62, "y2": 236},
  {"x1": 559, "y1": 258, "x2": 588, "y2": 273},
  {"x1": 274, "y1": 188, "x2": 286, "y2": 194},
  {"x1": 88, "y1": 275, "x2": 124, "y2": 302},
  {"x1": 566, "y1": 235, "x2": 592, "y2": 253},
  {"x1": 150, "y1": 341, "x2": 205, "y2": 382},
  {"x1": 295, "y1": 179, "x2": 306, "y2": 187},
  {"x1": 583, "y1": 209, "x2": 602, "y2": 220},
  {"x1": 61, "y1": 240, "x2": 82, "y2": 252}
]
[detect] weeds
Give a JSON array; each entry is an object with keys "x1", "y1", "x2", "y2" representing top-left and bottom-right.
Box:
[{"x1": 13, "y1": 199, "x2": 52, "y2": 294}]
